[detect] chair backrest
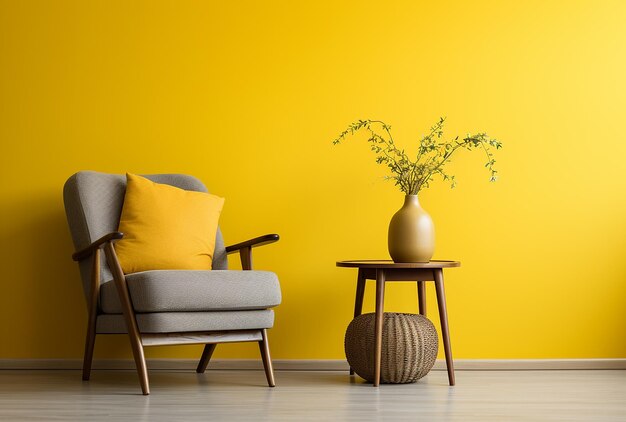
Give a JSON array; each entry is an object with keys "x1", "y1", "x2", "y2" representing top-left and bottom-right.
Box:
[{"x1": 63, "y1": 171, "x2": 227, "y2": 301}]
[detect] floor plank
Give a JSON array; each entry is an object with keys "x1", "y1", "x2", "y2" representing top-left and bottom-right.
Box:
[{"x1": 0, "y1": 370, "x2": 624, "y2": 421}]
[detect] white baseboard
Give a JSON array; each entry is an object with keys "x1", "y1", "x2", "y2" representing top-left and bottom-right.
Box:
[{"x1": 0, "y1": 358, "x2": 625, "y2": 371}]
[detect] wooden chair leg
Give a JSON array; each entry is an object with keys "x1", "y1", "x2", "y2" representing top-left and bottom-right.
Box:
[
  {"x1": 83, "y1": 249, "x2": 100, "y2": 381},
  {"x1": 196, "y1": 343, "x2": 217, "y2": 373},
  {"x1": 258, "y1": 329, "x2": 275, "y2": 387},
  {"x1": 82, "y1": 324, "x2": 96, "y2": 381},
  {"x1": 127, "y1": 330, "x2": 150, "y2": 395},
  {"x1": 104, "y1": 242, "x2": 150, "y2": 395}
]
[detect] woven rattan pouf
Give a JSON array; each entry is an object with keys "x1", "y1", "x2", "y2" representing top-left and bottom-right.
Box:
[{"x1": 344, "y1": 312, "x2": 438, "y2": 384}]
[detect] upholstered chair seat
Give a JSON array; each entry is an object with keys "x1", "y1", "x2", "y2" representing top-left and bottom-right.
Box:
[{"x1": 99, "y1": 270, "x2": 281, "y2": 314}]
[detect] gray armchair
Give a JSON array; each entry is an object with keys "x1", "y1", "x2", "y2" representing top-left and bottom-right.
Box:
[{"x1": 63, "y1": 171, "x2": 281, "y2": 395}]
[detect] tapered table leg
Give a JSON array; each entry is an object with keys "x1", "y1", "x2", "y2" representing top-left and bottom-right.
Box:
[
  {"x1": 373, "y1": 269, "x2": 386, "y2": 387},
  {"x1": 417, "y1": 280, "x2": 426, "y2": 316},
  {"x1": 350, "y1": 269, "x2": 367, "y2": 375},
  {"x1": 434, "y1": 268, "x2": 455, "y2": 386},
  {"x1": 353, "y1": 269, "x2": 366, "y2": 318}
]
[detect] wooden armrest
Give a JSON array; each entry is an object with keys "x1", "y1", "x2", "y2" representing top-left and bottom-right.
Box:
[
  {"x1": 72, "y1": 232, "x2": 124, "y2": 261},
  {"x1": 225, "y1": 234, "x2": 279, "y2": 254}
]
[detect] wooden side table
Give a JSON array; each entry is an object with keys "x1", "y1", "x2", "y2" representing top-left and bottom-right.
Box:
[{"x1": 336, "y1": 260, "x2": 460, "y2": 386}]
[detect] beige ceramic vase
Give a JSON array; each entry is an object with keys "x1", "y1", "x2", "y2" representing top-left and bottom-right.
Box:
[{"x1": 388, "y1": 195, "x2": 435, "y2": 263}]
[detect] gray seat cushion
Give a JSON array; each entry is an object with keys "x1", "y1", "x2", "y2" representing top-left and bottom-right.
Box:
[
  {"x1": 100, "y1": 270, "x2": 281, "y2": 314},
  {"x1": 96, "y1": 310, "x2": 275, "y2": 334}
]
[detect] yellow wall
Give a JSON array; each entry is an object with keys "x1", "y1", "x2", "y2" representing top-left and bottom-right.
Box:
[{"x1": 1, "y1": 0, "x2": 625, "y2": 360}]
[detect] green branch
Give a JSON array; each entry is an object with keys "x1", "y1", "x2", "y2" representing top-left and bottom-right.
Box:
[{"x1": 332, "y1": 118, "x2": 502, "y2": 195}]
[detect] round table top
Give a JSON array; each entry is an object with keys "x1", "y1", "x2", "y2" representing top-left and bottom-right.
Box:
[{"x1": 336, "y1": 260, "x2": 460, "y2": 269}]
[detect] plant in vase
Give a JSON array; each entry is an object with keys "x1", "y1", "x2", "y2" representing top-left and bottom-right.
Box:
[{"x1": 333, "y1": 117, "x2": 502, "y2": 263}]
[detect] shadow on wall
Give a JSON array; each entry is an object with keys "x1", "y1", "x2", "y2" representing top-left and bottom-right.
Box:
[{"x1": 0, "y1": 193, "x2": 126, "y2": 358}]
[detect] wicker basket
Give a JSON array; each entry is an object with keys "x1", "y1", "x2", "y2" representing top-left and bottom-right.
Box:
[{"x1": 344, "y1": 312, "x2": 438, "y2": 384}]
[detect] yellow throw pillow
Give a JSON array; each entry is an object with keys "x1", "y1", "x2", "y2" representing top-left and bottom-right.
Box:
[{"x1": 115, "y1": 173, "x2": 224, "y2": 274}]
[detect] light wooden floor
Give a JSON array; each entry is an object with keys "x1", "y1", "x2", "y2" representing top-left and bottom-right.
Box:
[{"x1": 0, "y1": 369, "x2": 624, "y2": 421}]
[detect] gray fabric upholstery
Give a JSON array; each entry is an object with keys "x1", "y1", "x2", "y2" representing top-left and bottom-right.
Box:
[
  {"x1": 100, "y1": 270, "x2": 281, "y2": 314},
  {"x1": 96, "y1": 310, "x2": 275, "y2": 334},
  {"x1": 63, "y1": 171, "x2": 228, "y2": 300}
]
